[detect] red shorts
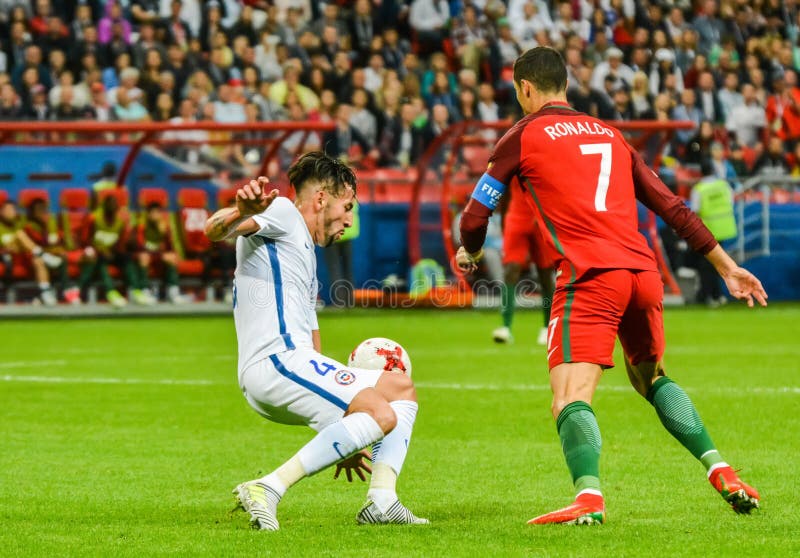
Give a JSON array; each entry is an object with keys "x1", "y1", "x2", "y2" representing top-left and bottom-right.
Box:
[
  {"x1": 546, "y1": 268, "x2": 665, "y2": 369},
  {"x1": 502, "y1": 217, "x2": 558, "y2": 269}
]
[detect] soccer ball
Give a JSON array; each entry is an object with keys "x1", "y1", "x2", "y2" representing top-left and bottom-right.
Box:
[{"x1": 348, "y1": 337, "x2": 412, "y2": 377}]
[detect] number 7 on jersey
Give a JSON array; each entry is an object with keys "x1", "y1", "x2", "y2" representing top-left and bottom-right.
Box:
[{"x1": 579, "y1": 143, "x2": 612, "y2": 212}]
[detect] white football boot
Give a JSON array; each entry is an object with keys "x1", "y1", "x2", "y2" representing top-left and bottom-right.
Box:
[
  {"x1": 492, "y1": 326, "x2": 513, "y2": 344},
  {"x1": 232, "y1": 481, "x2": 281, "y2": 531},
  {"x1": 356, "y1": 499, "x2": 429, "y2": 525}
]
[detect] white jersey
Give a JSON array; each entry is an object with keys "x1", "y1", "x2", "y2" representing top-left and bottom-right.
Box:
[{"x1": 233, "y1": 197, "x2": 319, "y2": 380}]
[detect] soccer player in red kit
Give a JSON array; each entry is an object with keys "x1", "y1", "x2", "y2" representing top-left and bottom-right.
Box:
[
  {"x1": 457, "y1": 47, "x2": 767, "y2": 525},
  {"x1": 494, "y1": 176, "x2": 557, "y2": 345}
]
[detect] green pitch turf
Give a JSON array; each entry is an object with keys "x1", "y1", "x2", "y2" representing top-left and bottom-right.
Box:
[{"x1": 1, "y1": 304, "x2": 798, "y2": 557}]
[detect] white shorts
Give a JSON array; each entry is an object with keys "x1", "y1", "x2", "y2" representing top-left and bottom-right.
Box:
[{"x1": 239, "y1": 347, "x2": 383, "y2": 432}]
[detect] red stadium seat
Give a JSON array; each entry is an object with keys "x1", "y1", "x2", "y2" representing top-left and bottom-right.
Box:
[
  {"x1": 175, "y1": 188, "x2": 211, "y2": 279},
  {"x1": 138, "y1": 187, "x2": 169, "y2": 209},
  {"x1": 59, "y1": 189, "x2": 91, "y2": 252},
  {"x1": 0, "y1": 189, "x2": 7, "y2": 205},
  {"x1": 59, "y1": 188, "x2": 90, "y2": 211},
  {"x1": 461, "y1": 145, "x2": 492, "y2": 177},
  {"x1": 177, "y1": 188, "x2": 208, "y2": 209},
  {"x1": 18, "y1": 188, "x2": 49, "y2": 208}
]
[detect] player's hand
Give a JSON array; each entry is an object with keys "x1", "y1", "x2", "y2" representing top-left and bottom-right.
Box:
[
  {"x1": 333, "y1": 449, "x2": 372, "y2": 482},
  {"x1": 722, "y1": 266, "x2": 768, "y2": 307},
  {"x1": 236, "y1": 177, "x2": 278, "y2": 217},
  {"x1": 455, "y1": 246, "x2": 480, "y2": 273}
]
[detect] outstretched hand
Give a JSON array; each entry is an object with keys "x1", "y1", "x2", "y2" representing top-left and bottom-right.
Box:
[
  {"x1": 236, "y1": 176, "x2": 278, "y2": 217},
  {"x1": 455, "y1": 246, "x2": 479, "y2": 273},
  {"x1": 723, "y1": 266, "x2": 768, "y2": 307},
  {"x1": 333, "y1": 449, "x2": 372, "y2": 482}
]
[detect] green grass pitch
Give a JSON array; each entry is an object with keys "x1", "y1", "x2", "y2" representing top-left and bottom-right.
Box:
[{"x1": 1, "y1": 304, "x2": 799, "y2": 557}]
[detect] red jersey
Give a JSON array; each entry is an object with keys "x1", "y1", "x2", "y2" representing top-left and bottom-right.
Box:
[
  {"x1": 461, "y1": 103, "x2": 716, "y2": 280},
  {"x1": 504, "y1": 176, "x2": 537, "y2": 227}
]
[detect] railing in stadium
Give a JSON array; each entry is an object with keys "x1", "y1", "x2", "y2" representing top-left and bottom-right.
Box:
[{"x1": 734, "y1": 176, "x2": 800, "y2": 262}]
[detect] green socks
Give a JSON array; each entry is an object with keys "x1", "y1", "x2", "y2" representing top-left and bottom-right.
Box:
[
  {"x1": 557, "y1": 401, "x2": 602, "y2": 495},
  {"x1": 501, "y1": 282, "x2": 514, "y2": 328},
  {"x1": 165, "y1": 264, "x2": 179, "y2": 287},
  {"x1": 647, "y1": 377, "x2": 721, "y2": 470}
]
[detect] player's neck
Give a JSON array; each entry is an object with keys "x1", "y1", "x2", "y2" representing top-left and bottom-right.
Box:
[
  {"x1": 295, "y1": 198, "x2": 322, "y2": 245},
  {"x1": 532, "y1": 95, "x2": 570, "y2": 113}
]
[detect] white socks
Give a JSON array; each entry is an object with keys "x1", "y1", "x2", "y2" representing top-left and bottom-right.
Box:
[
  {"x1": 261, "y1": 412, "x2": 384, "y2": 496},
  {"x1": 369, "y1": 400, "x2": 418, "y2": 510}
]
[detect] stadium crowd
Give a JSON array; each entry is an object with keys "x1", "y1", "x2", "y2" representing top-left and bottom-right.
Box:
[{"x1": 1, "y1": 0, "x2": 800, "y2": 305}]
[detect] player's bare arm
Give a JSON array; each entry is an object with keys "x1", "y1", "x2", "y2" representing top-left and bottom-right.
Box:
[
  {"x1": 312, "y1": 329, "x2": 321, "y2": 352},
  {"x1": 629, "y1": 147, "x2": 768, "y2": 307},
  {"x1": 204, "y1": 177, "x2": 279, "y2": 241}
]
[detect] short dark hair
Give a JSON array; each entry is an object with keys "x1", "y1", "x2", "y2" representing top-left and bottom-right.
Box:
[
  {"x1": 513, "y1": 47, "x2": 568, "y2": 94},
  {"x1": 287, "y1": 151, "x2": 357, "y2": 197}
]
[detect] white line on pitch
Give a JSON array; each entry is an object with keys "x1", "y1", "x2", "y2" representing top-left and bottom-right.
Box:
[
  {"x1": 0, "y1": 375, "x2": 216, "y2": 386},
  {"x1": 0, "y1": 360, "x2": 67, "y2": 369},
  {"x1": 0, "y1": 375, "x2": 798, "y2": 395}
]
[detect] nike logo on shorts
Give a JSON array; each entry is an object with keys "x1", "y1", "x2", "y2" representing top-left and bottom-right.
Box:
[{"x1": 332, "y1": 441, "x2": 345, "y2": 458}]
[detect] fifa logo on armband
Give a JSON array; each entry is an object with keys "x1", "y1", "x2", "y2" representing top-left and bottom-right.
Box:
[{"x1": 480, "y1": 182, "x2": 503, "y2": 205}]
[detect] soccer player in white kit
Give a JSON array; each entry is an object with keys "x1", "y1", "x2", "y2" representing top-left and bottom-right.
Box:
[{"x1": 205, "y1": 152, "x2": 427, "y2": 530}]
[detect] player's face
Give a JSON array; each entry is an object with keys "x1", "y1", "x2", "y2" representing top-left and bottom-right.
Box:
[{"x1": 320, "y1": 186, "x2": 355, "y2": 247}]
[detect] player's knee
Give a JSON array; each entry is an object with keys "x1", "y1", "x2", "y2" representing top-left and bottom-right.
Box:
[
  {"x1": 371, "y1": 401, "x2": 398, "y2": 434},
  {"x1": 377, "y1": 371, "x2": 417, "y2": 403}
]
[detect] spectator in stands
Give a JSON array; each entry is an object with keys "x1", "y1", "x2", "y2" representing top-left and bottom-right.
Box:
[
  {"x1": 112, "y1": 86, "x2": 149, "y2": 122},
  {"x1": 726, "y1": 83, "x2": 767, "y2": 148},
  {"x1": 425, "y1": 70, "x2": 458, "y2": 113},
  {"x1": 98, "y1": 1, "x2": 132, "y2": 46},
  {"x1": 351, "y1": 0, "x2": 380, "y2": 66},
  {"x1": 692, "y1": 0, "x2": 726, "y2": 56},
  {"x1": 695, "y1": 71, "x2": 724, "y2": 124},
  {"x1": 378, "y1": 100, "x2": 423, "y2": 169},
  {"x1": 12, "y1": 45, "x2": 51, "y2": 92},
  {"x1": 630, "y1": 72, "x2": 655, "y2": 120},
  {"x1": 672, "y1": 89, "x2": 703, "y2": 146},
  {"x1": 6, "y1": 21, "x2": 31, "y2": 73},
  {"x1": 510, "y1": 1, "x2": 550, "y2": 51},
  {"x1": 130, "y1": 0, "x2": 161, "y2": 27},
  {"x1": 718, "y1": 71, "x2": 744, "y2": 123},
  {"x1": 0, "y1": 199, "x2": 57, "y2": 305},
  {"x1": 477, "y1": 82, "x2": 503, "y2": 125},
  {"x1": 551, "y1": 1, "x2": 590, "y2": 46},
  {"x1": 766, "y1": 71, "x2": 800, "y2": 146},
  {"x1": 728, "y1": 142, "x2": 751, "y2": 177},
  {"x1": 88, "y1": 82, "x2": 112, "y2": 122},
  {"x1": 350, "y1": 88, "x2": 378, "y2": 147},
  {"x1": 685, "y1": 120, "x2": 717, "y2": 167},
  {"x1": 753, "y1": 135, "x2": 791, "y2": 177},
  {"x1": 0, "y1": 82, "x2": 22, "y2": 120},
  {"x1": 421, "y1": 103, "x2": 452, "y2": 168},
  {"x1": 591, "y1": 47, "x2": 634, "y2": 93},
  {"x1": 269, "y1": 60, "x2": 319, "y2": 111},
  {"x1": 409, "y1": 0, "x2": 450, "y2": 56},
  {"x1": 568, "y1": 66, "x2": 612, "y2": 119},
  {"x1": 708, "y1": 141, "x2": 739, "y2": 182},
  {"x1": 609, "y1": 86, "x2": 634, "y2": 121},
  {"x1": 323, "y1": 102, "x2": 378, "y2": 167},
  {"x1": 24, "y1": 83, "x2": 49, "y2": 120},
  {"x1": 165, "y1": 0, "x2": 193, "y2": 51},
  {"x1": 450, "y1": 4, "x2": 492, "y2": 77},
  {"x1": 135, "y1": 202, "x2": 190, "y2": 304},
  {"x1": 24, "y1": 197, "x2": 79, "y2": 304},
  {"x1": 381, "y1": 28, "x2": 410, "y2": 75}
]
